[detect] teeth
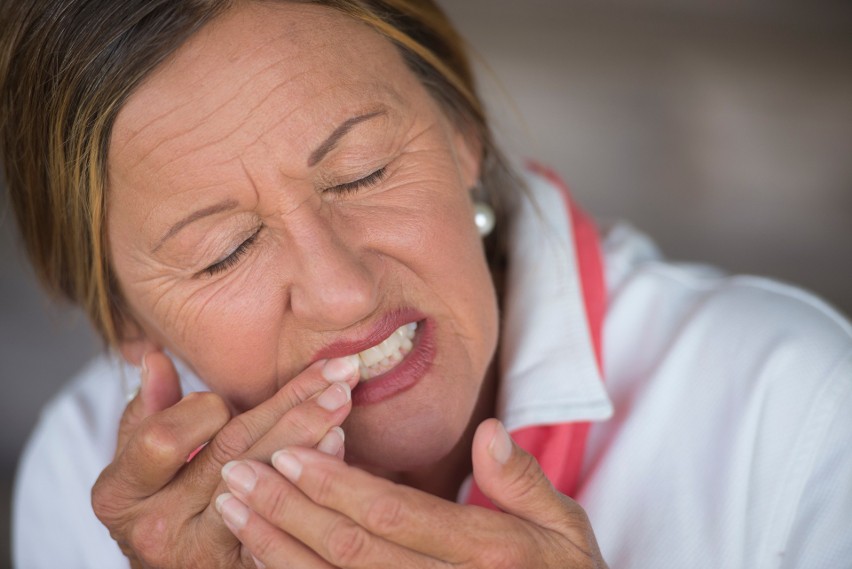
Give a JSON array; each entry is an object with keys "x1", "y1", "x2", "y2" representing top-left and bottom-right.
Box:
[
  {"x1": 359, "y1": 346, "x2": 385, "y2": 368},
  {"x1": 379, "y1": 332, "x2": 400, "y2": 357},
  {"x1": 355, "y1": 322, "x2": 418, "y2": 381}
]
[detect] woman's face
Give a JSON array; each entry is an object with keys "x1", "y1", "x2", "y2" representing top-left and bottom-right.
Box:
[{"x1": 107, "y1": 2, "x2": 498, "y2": 471}]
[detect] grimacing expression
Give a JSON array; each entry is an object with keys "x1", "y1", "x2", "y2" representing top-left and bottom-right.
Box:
[{"x1": 107, "y1": 2, "x2": 499, "y2": 471}]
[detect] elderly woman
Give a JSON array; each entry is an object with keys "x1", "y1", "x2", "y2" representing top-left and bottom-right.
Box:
[{"x1": 3, "y1": 1, "x2": 851, "y2": 568}]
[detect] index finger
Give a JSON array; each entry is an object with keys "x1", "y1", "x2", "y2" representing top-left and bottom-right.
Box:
[
  {"x1": 184, "y1": 357, "x2": 360, "y2": 487},
  {"x1": 92, "y1": 391, "x2": 231, "y2": 522}
]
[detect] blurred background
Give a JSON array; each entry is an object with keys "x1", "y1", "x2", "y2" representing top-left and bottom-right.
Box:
[{"x1": 1, "y1": 0, "x2": 851, "y2": 565}]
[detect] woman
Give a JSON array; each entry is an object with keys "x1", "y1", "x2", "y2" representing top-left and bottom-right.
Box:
[{"x1": 3, "y1": 1, "x2": 851, "y2": 568}]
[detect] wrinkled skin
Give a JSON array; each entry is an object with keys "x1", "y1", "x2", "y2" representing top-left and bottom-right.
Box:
[{"x1": 91, "y1": 3, "x2": 607, "y2": 568}]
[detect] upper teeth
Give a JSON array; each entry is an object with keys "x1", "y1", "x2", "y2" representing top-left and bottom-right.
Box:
[{"x1": 355, "y1": 322, "x2": 417, "y2": 380}]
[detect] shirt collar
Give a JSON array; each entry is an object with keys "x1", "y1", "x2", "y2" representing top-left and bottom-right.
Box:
[{"x1": 497, "y1": 168, "x2": 613, "y2": 432}]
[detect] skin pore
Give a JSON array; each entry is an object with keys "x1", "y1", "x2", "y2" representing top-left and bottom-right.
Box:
[{"x1": 107, "y1": 2, "x2": 500, "y2": 497}]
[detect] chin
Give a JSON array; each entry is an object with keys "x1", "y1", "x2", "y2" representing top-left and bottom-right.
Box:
[{"x1": 342, "y1": 402, "x2": 469, "y2": 473}]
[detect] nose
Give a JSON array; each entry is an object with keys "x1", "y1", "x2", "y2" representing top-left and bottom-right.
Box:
[{"x1": 285, "y1": 207, "x2": 380, "y2": 330}]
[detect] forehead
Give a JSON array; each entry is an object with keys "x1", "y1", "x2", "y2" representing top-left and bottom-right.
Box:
[{"x1": 110, "y1": 2, "x2": 412, "y2": 174}]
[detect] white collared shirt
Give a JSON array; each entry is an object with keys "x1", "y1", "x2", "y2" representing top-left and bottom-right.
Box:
[{"x1": 13, "y1": 171, "x2": 852, "y2": 568}]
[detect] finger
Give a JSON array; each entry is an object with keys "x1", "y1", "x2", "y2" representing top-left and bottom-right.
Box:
[
  {"x1": 116, "y1": 351, "x2": 183, "y2": 454},
  {"x1": 268, "y1": 447, "x2": 491, "y2": 562},
  {"x1": 221, "y1": 460, "x2": 447, "y2": 569},
  {"x1": 215, "y1": 493, "x2": 335, "y2": 569},
  {"x1": 188, "y1": 386, "x2": 352, "y2": 561},
  {"x1": 188, "y1": 361, "x2": 358, "y2": 553},
  {"x1": 141, "y1": 351, "x2": 184, "y2": 415},
  {"x1": 274, "y1": 448, "x2": 489, "y2": 559},
  {"x1": 243, "y1": 381, "x2": 352, "y2": 461},
  {"x1": 316, "y1": 426, "x2": 345, "y2": 458},
  {"x1": 190, "y1": 357, "x2": 359, "y2": 478},
  {"x1": 94, "y1": 391, "x2": 231, "y2": 511},
  {"x1": 191, "y1": 380, "x2": 354, "y2": 542},
  {"x1": 472, "y1": 419, "x2": 580, "y2": 531}
]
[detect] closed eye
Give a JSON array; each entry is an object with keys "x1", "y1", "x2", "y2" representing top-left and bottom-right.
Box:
[
  {"x1": 326, "y1": 166, "x2": 387, "y2": 196},
  {"x1": 198, "y1": 227, "x2": 262, "y2": 278}
]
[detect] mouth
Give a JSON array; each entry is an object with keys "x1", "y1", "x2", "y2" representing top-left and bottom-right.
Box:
[
  {"x1": 352, "y1": 322, "x2": 417, "y2": 381},
  {"x1": 313, "y1": 309, "x2": 435, "y2": 406}
]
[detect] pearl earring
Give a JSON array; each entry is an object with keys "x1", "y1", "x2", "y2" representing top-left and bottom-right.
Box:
[
  {"x1": 471, "y1": 180, "x2": 495, "y2": 237},
  {"x1": 474, "y1": 201, "x2": 496, "y2": 237}
]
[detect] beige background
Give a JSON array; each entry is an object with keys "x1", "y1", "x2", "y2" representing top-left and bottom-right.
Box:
[{"x1": 2, "y1": 1, "x2": 851, "y2": 565}]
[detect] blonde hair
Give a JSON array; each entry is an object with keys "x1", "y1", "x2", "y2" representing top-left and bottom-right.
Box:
[{"x1": 0, "y1": 0, "x2": 512, "y2": 346}]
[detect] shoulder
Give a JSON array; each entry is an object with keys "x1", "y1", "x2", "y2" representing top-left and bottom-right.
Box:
[
  {"x1": 587, "y1": 222, "x2": 852, "y2": 567},
  {"x1": 601, "y1": 221, "x2": 852, "y2": 383},
  {"x1": 13, "y1": 354, "x2": 129, "y2": 567},
  {"x1": 600, "y1": 221, "x2": 852, "y2": 442},
  {"x1": 19, "y1": 354, "x2": 131, "y2": 467}
]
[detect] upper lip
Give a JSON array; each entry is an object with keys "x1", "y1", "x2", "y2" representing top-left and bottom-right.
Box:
[{"x1": 311, "y1": 308, "x2": 423, "y2": 362}]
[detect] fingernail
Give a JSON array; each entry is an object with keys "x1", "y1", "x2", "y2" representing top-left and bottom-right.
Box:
[
  {"x1": 317, "y1": 426, "x2": 345, "y2": 456},
  {"x1": 128, "y1": 352, "x2": 149, "y2": 403},
  {"x1": 125, "y1": 384, "x2": 141, "y2": 404},
  {"x1": 217, "y1": 493, "x2": 249, "y2": 531},
  {"x1": 321, "y1": 356, "x2": 360, "y2": 383},
  {"x1": 252, "y1": 555, "x2": 266, "y2": 569},
  {"x1": 272, "y1": 451, "x2": 303, "y2": 482},
  {"x1": 222, "y1": 461, "x2": 257, "y2": 495},
  {"x1": 126, "y1": 353, "x2": 149, "y2": 404},
  {"x1": 215, "y1": 492, "x2": 229, "y2": 513},
  {"x1": 488, "y1": 421, "x2": 513, "y2": 465},
  {"x1": 317, "y1": 382, "x2": 351, "y2": 411}
]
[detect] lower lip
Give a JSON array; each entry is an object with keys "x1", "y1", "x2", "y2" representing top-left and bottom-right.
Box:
[{"x1": 352, "y1": 318, "x2": 435, "y2": 406}]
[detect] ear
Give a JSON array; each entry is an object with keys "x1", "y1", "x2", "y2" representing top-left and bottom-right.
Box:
[
  {"x1": 451, "y1": 123, "x2": 483, "y2": 191},
  {"x1": 116, "y1": 317, "x2": 160, "y2": 367}
]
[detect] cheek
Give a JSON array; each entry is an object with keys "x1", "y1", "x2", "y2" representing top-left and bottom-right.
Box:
[
  {"x1": 345, "y1": 174, "x2": 498, "y2": 359},
  {"x1": 126, "y1": 260, "x2": 286, "y2": 408}
]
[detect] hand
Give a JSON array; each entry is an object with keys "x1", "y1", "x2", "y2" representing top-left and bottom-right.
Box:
[
  {"x1": 216, "y1": 418, "x2": 608, "y2": 568},
  {"x1": 91, "y1": 351, "x2": 359, "y2": 569}
]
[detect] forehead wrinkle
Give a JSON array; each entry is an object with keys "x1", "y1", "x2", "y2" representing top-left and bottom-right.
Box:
[
  {"x1": 238, "y1": 156, "x2": 262, "y2": 205},
  {"x1": 254, "y1": 79, "x2": 408, "y2": 153},
  {"x1": 122, "y1": 37, "x2": 312, "y2": 166},
  {"x1": 114, "y1": 94, "x2": 197, "y2": 159},
  {"x1": 141, "y1": 64, "x2": 315, "y2": 174}
]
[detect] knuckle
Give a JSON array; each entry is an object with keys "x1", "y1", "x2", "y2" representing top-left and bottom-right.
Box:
[
  {"x1": 363, "y1": 493, "x2": 406, "y2": 535},
  {"x1": 263, "y1": 476, "x2": 297, "y2": 525},
  {"x1": 185, "y1": 391, "x2": 230, "y2": 421},
  {"x1": 324, "y1": 517, "x2": 370, "y2": 566},
  {"x1": 312, "y1": 467, "x2": 339, "y2": 506},
  {"x1": 208, "y1": 418, "x2": 255, "y2": 466},
  {"x1": 247, "y1": 530, "x2": 278, "y2": 564},
  {"x1": 507, "y1": 454, "x2": 549, "y2": 502},
  {"x1": 278, "y1": 409, "x2": 323, "y2": 444},
  {"x1": 126, "y1": 513, "x2": 171, "y2": 566},
  {"x1": 475, "y1": 538, "x2": 529, "y2": 569},
  {"x1": 90, "y1": 471, "x2": 119, "y2": 523},
  {"x1": 282, "y1": 363, "x2": 332, "y2": 405},
  {"x1": 90, "y1": 464, "x2": 143, "y2": 526},
  {"x1": 136, "y1": 421, "x2": 182, "y2": 463},
  {"x1": 566, "y1": 502, "x2": 591, "y2": 528},
  {"x1": 280, "y1": 378, "x2": 318, "y2": 409}
]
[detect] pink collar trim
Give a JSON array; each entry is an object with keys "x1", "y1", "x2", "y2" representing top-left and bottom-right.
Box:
[{"x1": 465, "y1": 162, "x2": 608, "y2": 506}]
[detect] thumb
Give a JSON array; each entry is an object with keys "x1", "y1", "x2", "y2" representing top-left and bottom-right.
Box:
[
  {"x1": 116, "y1": 350, "x2": 183, "y2": 453},
  {"x1": 471, "y1": 419, "x2": 571, "y2": 528}
]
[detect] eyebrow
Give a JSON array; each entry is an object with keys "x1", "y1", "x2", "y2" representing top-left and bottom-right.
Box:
[
  {"x1": 152, "y1": 110, "x2": 386, "y2": 252},
  {"x1": 153, "y1": 199, "x2": 239, "y2": 252},
  {"x1": 307, "y1": 109, "x2": 387, "y2": 167}
]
